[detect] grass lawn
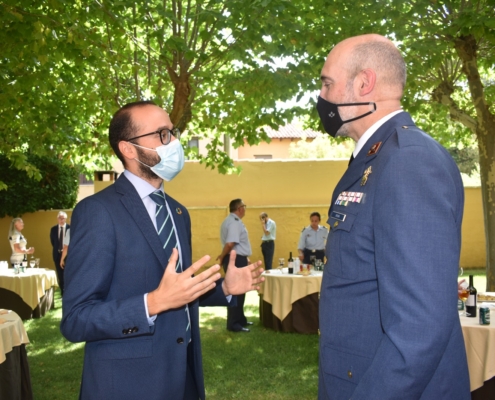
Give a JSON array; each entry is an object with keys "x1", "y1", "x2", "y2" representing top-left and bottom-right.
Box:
[{"x1": 23, "y1": 268, "x2": 487, "y2": 399}]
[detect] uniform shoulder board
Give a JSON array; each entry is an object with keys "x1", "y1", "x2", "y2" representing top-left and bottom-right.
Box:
[
  {"x1": 301, "y1": 226, "x2": 307, "y2": 232},
  {"x1": 321, "y1": 226, "x2": 328, "y2": 230},
  {"x1": 234, "y1": 217, "x2": 239, "y2": 221}
]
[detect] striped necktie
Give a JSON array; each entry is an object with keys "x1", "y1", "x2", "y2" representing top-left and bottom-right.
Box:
[
  {"x1": 150, "y1": 190, "x2": 190, "y2": 333},
  {"x1": 150, "y1": 190, "x2": 181, "y2": 272}
]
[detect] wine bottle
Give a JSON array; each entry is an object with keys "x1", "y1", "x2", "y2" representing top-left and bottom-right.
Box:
[
  {"x1": 22, "y1": 253, "x2": 28, "y2": 270},
  {"x1": 288, "y1": 252, "x2": 294, "y2": 274},
  {"x1": 465, "y1": 274, "x2": 477, "y2": 318}
]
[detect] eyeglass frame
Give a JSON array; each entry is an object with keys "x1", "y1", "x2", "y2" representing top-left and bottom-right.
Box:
[
  {"x1": 238, "y1": 204, "x2": 247, "y2": 210},
  {"x1": 126, "y1": 127, "x2": 181, "y2": 146}
]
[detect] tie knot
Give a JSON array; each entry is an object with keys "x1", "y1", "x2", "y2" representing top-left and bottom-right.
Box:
[{"x1": 150, "y1": 190, "x2": 166, "y2": 206}]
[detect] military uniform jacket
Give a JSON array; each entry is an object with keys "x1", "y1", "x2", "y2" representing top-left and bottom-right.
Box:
[{"x1": 318, "y1": 112, "x2": 470, "y2": 399}]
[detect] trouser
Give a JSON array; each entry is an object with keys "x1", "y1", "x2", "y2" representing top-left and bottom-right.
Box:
[
  {"x1": 222, "y1": 254, "x2": 248, "y2": 331},
  {"x1": 53, "y1": 252, "x2": 64, "y2": 296},
  {"x1": 261, "y1": 240, "x2": 275, "y2": 270},
  {"x1": 302, "y1": 249, "x2": 325, "y2": 265}
]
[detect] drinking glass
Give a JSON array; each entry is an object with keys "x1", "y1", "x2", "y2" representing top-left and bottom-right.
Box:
[
  {"x1": 29, "y1": 259, "x2": 35, "y2": 268},
  {"x1": 458, "y1": 281, "x2": 470, "y2": 316},
  {"x1": 14, "y1": 263, "x2": 20, "y2": 274},
  {"x1": 278, "y1": 258, "x2": 284, "y2": 268},
  {"x1": 458, "y1": 267, "x2": 463, "y2": 277},
  {"x1": 35, "y1": 258, "x2": 40, "y2": 268}
]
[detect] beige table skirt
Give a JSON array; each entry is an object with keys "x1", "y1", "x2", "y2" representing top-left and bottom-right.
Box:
[
  {"x1": 0, "y1": 310, "x2": 29, "y2": 364},
  {"x1": 0, "y1": 269, "x2": 58, "y2": 310},
  {"x1": 460, "y1": 309, "x2": 495, "y2": 391},
  {"x1": 259, "y1": 271, "x2": 322, "y2": 321}
]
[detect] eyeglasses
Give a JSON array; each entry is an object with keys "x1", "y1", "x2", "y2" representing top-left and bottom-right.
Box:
[
  {"x1": 126, "y1": 127, "x2": 181, "y2": 146},
  {"x1": 238, "y1": 205, "x2": 247, "y2": 210}
]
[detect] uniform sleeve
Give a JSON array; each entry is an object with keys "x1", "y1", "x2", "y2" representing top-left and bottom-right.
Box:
[
  {"x1": 298, "y1": 229, "x2": 306, "y2": 250},
  {"x1": 224, "y1": 220, "x2": 241, "y2": 244}
]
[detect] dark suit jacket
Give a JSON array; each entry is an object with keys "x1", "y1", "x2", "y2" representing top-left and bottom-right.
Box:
[
  {"x1": 318, "y1": 113, "x2": 470, "y2": 399},
  {"x1": 60, "y1": 174, "x2": 229, "y2": 399},
  {"x1": 50, "y1": 223, "x2": 69, "y2": 262}
]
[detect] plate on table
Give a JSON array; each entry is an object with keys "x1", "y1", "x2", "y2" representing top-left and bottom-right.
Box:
[{"x1": 478, "y1": 292, "x2": 495, "y2": 302}]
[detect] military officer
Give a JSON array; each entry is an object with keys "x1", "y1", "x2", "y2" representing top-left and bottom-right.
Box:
[
  {"x1": 297, "y1": 212, "x2": 328, "y2": 264},
  {"x1": 216, "y1": 199, "x2": 252, "y2": 332}
]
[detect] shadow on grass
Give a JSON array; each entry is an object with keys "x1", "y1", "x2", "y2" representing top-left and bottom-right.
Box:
[
  {"x1": 24, "y1": 289, "x2": 83, "y2": 400},
  {"x1": 24, "y1": 290, "x2": 319, "y2": 400}
]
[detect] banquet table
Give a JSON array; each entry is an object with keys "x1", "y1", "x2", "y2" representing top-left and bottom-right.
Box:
[
  {"x1": 0, "y1": 268, "x2": 58, "y2": 319},
  {"x1": 258, "y1": 270, "x2": 322, "y2": 334},
  {"x1": 0, "y1": 310, "x2": 33, "y2": 400},
  {"x1": 459, "y1": 306, "x2": 495, "y2": 399}
]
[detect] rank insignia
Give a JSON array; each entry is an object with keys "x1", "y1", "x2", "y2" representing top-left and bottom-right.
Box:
[
  {"x1": 361, "y1": 166, "x2": 372, "y2": 186},
  {"x1": 367, "y1": 142, "x2": 382, "y2": 156},
  {"x1": 176, "y1": 208, "x2": 182, "y2": 215},
  {"x1": 335, "y1": 191, "x2": 364, "y2": 206}
]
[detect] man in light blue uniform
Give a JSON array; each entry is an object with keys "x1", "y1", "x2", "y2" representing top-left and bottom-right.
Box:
[
  {"x1": 297, "y1": 212, "x2": 327, "y2": 264},
  {"x1": 217, "y1": 199, "x2": 252, "y2": 332},
  {"x1": 316, "y1": 34, "x2": 470, "y2": 399},
  {"x1": 259, "y1": 212, "x2": 276, "y2": 270}
]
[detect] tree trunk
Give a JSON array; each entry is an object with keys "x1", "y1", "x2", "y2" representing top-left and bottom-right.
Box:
[{"x1": 454, "y1": 34, "x2": 495, "y2": 291}]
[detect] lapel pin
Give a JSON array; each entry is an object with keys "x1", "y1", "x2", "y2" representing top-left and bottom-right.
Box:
[
  {"x1": 367, "y1": 142, "x2": 382, "y2": 156},
  {"x1": 176, "y1": 208, "x2": 182, "y2": 215},
  {"x1": 361, "y1": 166, "x2": 372, "y2": 186}
]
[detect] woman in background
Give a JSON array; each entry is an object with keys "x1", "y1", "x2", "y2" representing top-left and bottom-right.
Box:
[{"x1": 8, "y1": 218, "x2": 35, "y2": 266}]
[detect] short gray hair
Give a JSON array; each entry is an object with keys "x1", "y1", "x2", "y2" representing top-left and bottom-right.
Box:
[
  {"x1": 346, "y1": 41, "x2": 406, "y2": 92},
  {"x1": 58, "y1": 211, "x2": 68, "y2": 219}
]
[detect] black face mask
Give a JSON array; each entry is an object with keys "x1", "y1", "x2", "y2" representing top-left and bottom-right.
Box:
[{"x1": 316, "y1": 96, "x2": 376, "y2": 137}]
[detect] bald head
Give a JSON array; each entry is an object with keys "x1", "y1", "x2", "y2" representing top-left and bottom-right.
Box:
[{"x1": 334, "y1": 34, "x2": 406, "y2": 99}]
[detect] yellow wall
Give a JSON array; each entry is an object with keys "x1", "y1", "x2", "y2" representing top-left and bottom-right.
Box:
[
  {"x1": 0, "y1": 160, "x2": 485, "y2": 271},
  {"x1": 237, "y1": 138, "x2": 299, "y2": 159}
]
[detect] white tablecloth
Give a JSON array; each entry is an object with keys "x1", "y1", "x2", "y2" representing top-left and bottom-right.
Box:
[
  {"x1": 460, "y1": 307, "x2": 495, "y2": 391},
  {"x1": 0, "y1": 310, "x2": 29, "y2": 364},
  {"x1": 0, "y1": 269, "x2": 58, "y2": 310}
]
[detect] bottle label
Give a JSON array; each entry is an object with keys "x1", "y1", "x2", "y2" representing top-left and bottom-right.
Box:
[{"x1": 466, "y1": 294, "x2": 476, "y2": 307}]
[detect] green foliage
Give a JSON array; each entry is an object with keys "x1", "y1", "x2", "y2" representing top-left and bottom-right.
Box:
[
  {"x1": 0, "y1": 154, "x2": 79, "y2": 217},
  {"x1": 448, "y1": 147, "x2": 480, "y2": 176}
]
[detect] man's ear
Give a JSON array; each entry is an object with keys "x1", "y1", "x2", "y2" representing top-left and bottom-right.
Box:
[
  {"x1": 358, "y1": 68, "x2": 376, "y2": 96},
  {"x1": 118, "y1": 141, "x2": 137, "y2": 161}
]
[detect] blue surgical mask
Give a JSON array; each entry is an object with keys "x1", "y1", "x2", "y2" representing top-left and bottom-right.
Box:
[{"x1": 131, "y1": 139, "x2": 185, "y2": 181}]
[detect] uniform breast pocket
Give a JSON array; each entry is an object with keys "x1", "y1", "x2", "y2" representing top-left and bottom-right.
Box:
[{"x1": 326, "y1": 211, "x2": 358, "y2": 280}]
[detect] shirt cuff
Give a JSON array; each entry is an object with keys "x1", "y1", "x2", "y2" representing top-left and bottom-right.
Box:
[
  {"x1": 144, "y1": 293, "x2": 157, "y2": 326},
  {"x1": 226, "y1": 295, "x2": 232, "y2": 303}
]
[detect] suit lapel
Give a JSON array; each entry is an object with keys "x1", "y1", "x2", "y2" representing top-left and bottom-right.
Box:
[{"x1": 115, "y1": 175, "x2": 169, "y2": 268}]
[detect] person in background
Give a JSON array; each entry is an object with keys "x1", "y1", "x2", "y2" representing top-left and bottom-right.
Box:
[
  {"x1": 61, "y1": 101, "x2": 263, "y2": 399},
  {"x1": 8, "y1": 218, "x2": 34, "y2": 266},
  {"x1": 316, "y1": 33, "x2": 469, "y2": 399},
  {"x1": 216, "y1": 199, "x2": 253, "y2": 332},
  {"x1": 259, "y1": 212, "x2": 276, "y2": 270},
  {"x1": 50, "y1": 211, "x2": 69, "y2": 296},
  {"x1": 60, "y1": 228, "x2": 70, "y2": 268},
  {"x1": 297, "y1": 212, "x2": 327, "y2": 264}
]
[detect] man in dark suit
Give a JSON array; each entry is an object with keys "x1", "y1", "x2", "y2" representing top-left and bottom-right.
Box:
[
  {"x1": 60, "y1": 101, "x2": 263, "y2": 399},
  {"x1": 49, "y1": 211, "x2": 69, "y2": 296},
  {"x1": 316, "y1": 34, "x2": 470, "y2": 399}
]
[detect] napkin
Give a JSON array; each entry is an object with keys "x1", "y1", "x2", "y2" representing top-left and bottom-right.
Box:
[
  {"x1": 0, "y1": 309, "x2": 11, "y2": 315},
  {"x1": 479, "y1": 302, "x2": 495, "y2": 309}
]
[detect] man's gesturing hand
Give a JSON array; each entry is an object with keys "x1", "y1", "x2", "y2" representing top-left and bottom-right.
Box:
[
  {"x1": 147, "y1": 249, "x2": 222, "y2": 316},
  {"x1": 222, "y1": 250, "x2": 264, "y2": 296}
]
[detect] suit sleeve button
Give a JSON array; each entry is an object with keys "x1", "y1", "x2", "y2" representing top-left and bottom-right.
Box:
[
  {"x1": 132, "y1": 327, "x2": 139, "y2": 333},
  {"x1": 347, "y1": 370, "x2": 353, "y2": 379},
  {"x1": 177, "y1": 337, "x2": 184, "y2": 344},
  {"x1": 122, "y1": 329, "x2": 128, "y2": 335}
]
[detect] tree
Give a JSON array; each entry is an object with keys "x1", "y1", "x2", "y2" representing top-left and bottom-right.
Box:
[
  {"x1": 0, "y1": 0, "x2": 313, "y2": 181},
  {"x1": 294, "y1": 0, "x2": 495, "y2": 289},
  {"x1": 0, "y1": 154, "x2": 79, "y2": 217}
]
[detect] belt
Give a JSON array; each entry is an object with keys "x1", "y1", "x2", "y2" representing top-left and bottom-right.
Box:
[
  {"x1": 262, "y1": 240, "x2": 274, "y2": 242},
  {"x1": 58, "y1": 249, "x2": 63, "y2": 253},
  {"x1": 305, "y1": 249, "x2": 324, "y2": 252}
]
